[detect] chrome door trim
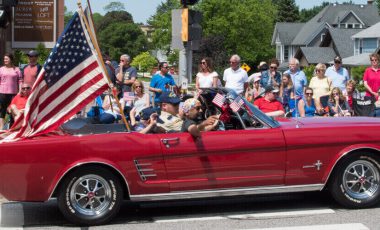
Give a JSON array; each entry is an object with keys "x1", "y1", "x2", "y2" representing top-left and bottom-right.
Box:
[{"x1": 129, "y1": 184, "x2": 323, "y2": 201}]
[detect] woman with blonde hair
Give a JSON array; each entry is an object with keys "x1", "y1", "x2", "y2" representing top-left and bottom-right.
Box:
[
  {"x1": 309, "y1": 63, "x2": 332, "y2": 104},
  {"x1": 328, "y1": 87, "x2": 351, "y2": 117},
  {"x1": 129, "y1": 80, "x2": 150, "y2": 115}
]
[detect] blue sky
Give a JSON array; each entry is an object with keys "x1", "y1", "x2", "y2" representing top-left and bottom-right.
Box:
[{"x1": 66, "y1": 0, "x2": 370, "y2": 24}]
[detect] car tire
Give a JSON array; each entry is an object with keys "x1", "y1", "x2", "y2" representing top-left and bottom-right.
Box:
[
  {"x1": 329, "y1": 154, "x2": 380, "y2": 208},
  {"x1": 57, "y1": 167, "x2": 123, "y2": 225}
]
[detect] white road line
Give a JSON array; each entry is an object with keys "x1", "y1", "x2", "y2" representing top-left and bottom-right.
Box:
[
  {"x1": 241, "y1": 223, "x2": 369, "y2": 230},
  {"x1": 154, "y1": 208, "x2": 334, "y2": 223},
  {"x1": 155, "y1": 216, "x2": 225, "y2": 223},
  {"x1": 228, "y1": 209, "x2": 335, "y2": 219}
]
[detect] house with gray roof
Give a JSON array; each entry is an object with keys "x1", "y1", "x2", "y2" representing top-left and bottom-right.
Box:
[
  {"x1": 272, "y1": 1, "x2": 380, "y2": 67},
  {"x1": 352, "y1": 21, "x2": 380, "y2": 55}
]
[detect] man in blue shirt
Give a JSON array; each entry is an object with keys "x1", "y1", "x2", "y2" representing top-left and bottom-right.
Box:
[
  {"x1": 149, "y1": 62, "x2": 177, "y2": 106},
  {"x1": 325, "y1": 56, "x2": 350, "y2": 91},
  {"x1": 284, "y1": 58, "x2": 307, "y2": 99}
]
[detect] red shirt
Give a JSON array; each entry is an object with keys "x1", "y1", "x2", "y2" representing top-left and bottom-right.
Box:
[
  {"x1": 254, "y1": 97, "x2": 284, "y2": 113},
  {"x1": 363, "y1": 67, "x2": 380, "y2": 97},
  {"x1": 8, "y1": 94, "x2": 28, "y2": 110}
]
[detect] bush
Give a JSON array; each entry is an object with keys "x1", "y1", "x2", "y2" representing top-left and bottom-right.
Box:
[{"x1": 350, "y1": 66, "x2": 366, "y2": 92}]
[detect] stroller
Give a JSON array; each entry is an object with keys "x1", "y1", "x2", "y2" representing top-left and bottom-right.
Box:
[{"x1": 352, "y1": 96, "x2": 375, "y2": 117}]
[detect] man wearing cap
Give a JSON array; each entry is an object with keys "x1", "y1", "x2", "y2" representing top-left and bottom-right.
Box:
[
  {"x1": 325, "y1": 56, "x2": 350, "y2": 91},
  {"x1": 254, "y1": 86, "x2": 285, "y2": 117},
  {"x1": 154, "y1": 91, "x2": 183, "y2": 133},
  {"x1": 223, "y1": 54, "x2": 248, "y2": 95},
  {"x1": 22, "y1": 50, "x2": 42, "y2": 86},
  {"x1": 181, "y1": 98, "x2": 219, "y2": 138}
]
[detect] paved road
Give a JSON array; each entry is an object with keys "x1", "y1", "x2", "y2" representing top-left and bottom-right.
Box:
[{"x1": 1, "y1": 192, "x2": 379, "y2": 229}]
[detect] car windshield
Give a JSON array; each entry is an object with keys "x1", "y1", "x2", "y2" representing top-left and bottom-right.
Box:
[{"x1": 226, "y1": 90, "x2": 280, "y2": 128}]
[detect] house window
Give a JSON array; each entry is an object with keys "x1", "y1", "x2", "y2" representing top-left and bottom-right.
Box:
[
  {"x1": 284, "y1": 46, "x2": 289, "y2": 62},
  {"x1": 347, "y1": 24, "x2": 353, "y2": 29},
  {"x1": 355, "y1": 39, "x2": 360, "y2": 55},
  {"x1": 362, "y1": 38, "x2": 378, "y2": 53}
]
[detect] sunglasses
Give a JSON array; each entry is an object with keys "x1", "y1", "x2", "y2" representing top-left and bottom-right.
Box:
[
  {"x1": 371, "y1": 59, "x2": 378, "y2": 62},
  {"x1": 230, "y1": 61, "x2": 237, "y2": 64},
  {"x1": 316, "y1": 69, "x2": 324, "y2": 73},
  {"x1": 120, "y1": 60, "x2": 125, "y2": 62},
  {"x1": 22, "y1": 87, "x2": 31, "y2": 90},
  {"x1": 162, "y1": 66, "x2": 169, "y2": 69},
  {"x1": 194, "y1": 106, "x2": 202, "y2": 111},
  {"x1": 201, "y1": 61, "x2": 206, "y2": 64},
  {"x1": 334, "y1": 61, "x2": 341, "y2": 64},
  {"x1": 306, "y1": 93, "x2": 313, "y2": 96},
  {"x1": 135, "y1": 86, "x2": 142, "y2": 88},
  {"x1": 270, "y1": 66, "x2": 277, "y2": 69}
]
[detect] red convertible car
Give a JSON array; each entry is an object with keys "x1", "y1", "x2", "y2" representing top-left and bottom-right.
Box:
[{"x1": 1, "y1": 88, "x2": 380, "y2": 226}]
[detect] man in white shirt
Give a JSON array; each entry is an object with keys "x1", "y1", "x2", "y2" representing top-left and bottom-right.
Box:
[
  {"x1": 223, "y1": 54, "x2": 248, "y2": 95},
  {"x1": 325, "y1": 56, "x2": 350, "y2": 91}
]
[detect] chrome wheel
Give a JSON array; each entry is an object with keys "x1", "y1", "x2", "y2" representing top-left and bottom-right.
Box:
[
  {"x1": 70, "y1": 174, "x2": 112, "y2": 216},
  {"x1": 342, "y1": 160, "x2": 380, "y2": 200}
]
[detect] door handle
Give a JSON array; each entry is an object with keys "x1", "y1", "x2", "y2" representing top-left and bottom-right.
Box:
[{"x1": 161, "y1": 137, "x2": 179, "y2": 148}]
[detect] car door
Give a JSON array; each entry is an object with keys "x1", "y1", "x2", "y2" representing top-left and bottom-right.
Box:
[{"x1": 158, "y1": 127, "x2": 286, "y2": 192}]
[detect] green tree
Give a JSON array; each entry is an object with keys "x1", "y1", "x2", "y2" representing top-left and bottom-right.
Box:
[
  {"x1": 274, "y1": 0, "x2": 299, "y2": 22},
  {"x1": 167, "y1": 49, "x2": 179, "y2": 66},
  {"x1": 103, "y1": 1, "x2": 125, "y2": 12},
  {"x1": 147, "y1": 0, "x2": 181, "y2": 53},
  {"x1": 376, "y1": 0, "x2": 380, "y2": 14},
  {"x1": 198, "y1": 0, "x2": 276, "y2": 67},
  {"x1": 299, "y1": 2, "x2": 329, "y2": 22},
  {"x1": 97, "y1": 11, "x2": 133, "y2": 32},
  {"x1": 98, "y1": 22, "x2": 147, "y2": 61},
  {"x1": 131, "y1": 52, "x2": 158, "y2": 76},
  {"x1": 64, "y1": 6, "x2": 74, "y2": 26},
  {"x1": 35, "y1": 43, "x2": 50, "y2": 65}
]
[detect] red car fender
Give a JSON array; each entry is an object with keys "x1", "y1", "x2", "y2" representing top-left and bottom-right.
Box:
[
  {"x1": 322, "y1": 144, "x2": 380, "y2": 186},
  {"x1": 48, "y1": 158, "x2": 130, "y2": 200}
]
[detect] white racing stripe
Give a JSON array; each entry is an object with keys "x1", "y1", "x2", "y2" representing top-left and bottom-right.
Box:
[
  {"x1": 228, "y1": 209, "x2": 335, "y2": 219},
  {"x1": 154, "y1": 208, "x2": 334, "y2": 223},
  {"x1": 241, "y1": 223, "x2": 369, "y2": 230}
]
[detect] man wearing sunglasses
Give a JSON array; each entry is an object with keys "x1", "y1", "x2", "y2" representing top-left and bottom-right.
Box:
[
  {"x1": 181, "y1": 98, "x2": 219, "y2": 138},
  {"x1": 149, "y1": 62, "x2": 177, "y2": 106},
  {"x1": 115, "y1": 54, "x2": 137, "y2": 94},
  {"x1": 325, "y1": 56, "x2": 350, "y2": 91},
  {"x1": 7, "y1": 83, "x2": 32, "y2": 121}
]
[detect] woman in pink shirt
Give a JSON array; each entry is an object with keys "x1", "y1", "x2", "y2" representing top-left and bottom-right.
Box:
[
  {"x1": 363, "y1": 53, "x2": 380, "y2": 100},
  {"x1": 0, "y1": 53, "x2": 22, "y2": 129}
]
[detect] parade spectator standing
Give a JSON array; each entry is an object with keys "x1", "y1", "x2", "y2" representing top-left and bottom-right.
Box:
[
  {"x1": 103, "y1": 52, "x2": 117, "y2": 84},
  {"x1": 325, "y1": 56, "x2": 350, "y2": 91},
  {"x1": 254, "y1": 86, "x2": 285, "y2": 117},
  {"x1": 22, "y1": 50, "x2": 41, "y2": 87},
  {"x1": 328, "y1": 87, "x2": 351, "y2": 117},
  {"x1": 115, "y1": 54, "x2": 137, "y2": 93},
  {"x1": 279, "y1": 73, "x2": 294, "y2": 113},
  {"x1": 149, "y1": 62, "x2": 177, "y2": 106},
  {"x1": 260, "y1": 59, "x2": 281, "y2": 88},
  {"x1": 223, "y1": 54, "x2": 248, "y2": 95},
  {"x1": 309, "y1": 63, "x2": 332, "y2": 103},
  {"x1": 154, "y1": 91, "x2": 183, "y2": 133},
  {"x1": 245, "y1": 75, "x2": 264, "y2": 103},
  {"x1": 363, "y1": 53, "x2": 380, "y2": 101},
  {"x1": 195, "y1": 57, "x2": 219, "y2": 92},
  {"x1": 7, "y1": 83, "x2": 31, "y2": 120},
  {"x1": 0, "y1": 53, "x2": 22, "y2": 130},
  {"x1": 298, "y1": 87, "x2": 317, "y2": 117},
  {"x1": 284, "y1": 58, "x2": 307, "y2": 99},
  {"x1": 181, "y1": 98, "x2": 219, "y2": 138}
]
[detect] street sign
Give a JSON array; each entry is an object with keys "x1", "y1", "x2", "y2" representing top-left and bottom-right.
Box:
[{"x1": 241, "y1": 63, "x2": 251, "y2": 72}]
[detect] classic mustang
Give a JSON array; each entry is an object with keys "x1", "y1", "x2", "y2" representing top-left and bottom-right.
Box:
[{"x1": 1, "y1": 88, "x2": 380, "y2": 226}]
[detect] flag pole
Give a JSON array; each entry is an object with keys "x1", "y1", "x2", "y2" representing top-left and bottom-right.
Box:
[{"x1": 77, "y1": 2, "x2": 131, "y2": 132}]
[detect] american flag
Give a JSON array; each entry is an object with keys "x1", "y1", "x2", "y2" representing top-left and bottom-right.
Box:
[
  {"x1": 123, "y1": 92, "x2": 135, "y2": 101},
  {"x1": 212, "y1": 93, "x2": 226, "y2": 108},
  {"x1": 230, "y1": 96, "x2": 244, "y2": 112},
  {"x1": 7, "y1": 11, "x2": 109, "y2": 140}
]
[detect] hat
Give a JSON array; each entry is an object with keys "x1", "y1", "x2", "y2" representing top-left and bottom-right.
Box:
[
  {"x1": 334, "y1": 56, "x2": 342, "y2": 63},
  {"x1": 182, "y1": 98, "x2": 200, "y2": 113},
  {"x1": 259, "y1": 61, "x2": 267, "y2": 67},
  {"x1": 139, "y1": 107, "x2": 159, "y2": 120},
  {"x1": 264, "y1": 85, "x2": 280, "y2": 93},
  {"x1": 253, "y1": 75, "x2": 261, "y2": 82},
  {"x1": 26, "y1": 50, "x2": 39, "y2": 57},
  {"x1": 159, "y1": 91, "x2": 181, "y2": 104}
]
